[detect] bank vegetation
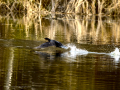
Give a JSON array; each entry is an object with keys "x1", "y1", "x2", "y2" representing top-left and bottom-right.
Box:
[{"x1": 0, "y1": 0, "x2": 120, "y2": 16}]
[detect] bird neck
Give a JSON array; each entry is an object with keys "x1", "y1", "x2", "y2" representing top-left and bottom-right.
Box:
[{"x1": 48, "y1": 39, "x2": 51, "y2": 42}]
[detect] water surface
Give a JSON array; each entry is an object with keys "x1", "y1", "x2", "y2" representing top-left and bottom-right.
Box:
[{"x1": 0, "y1": 14, "x2": 120, "y2": 90}]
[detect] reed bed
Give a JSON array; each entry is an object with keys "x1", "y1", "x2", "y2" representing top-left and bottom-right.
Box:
[
  {"x1": 0, "y1": 0, "x2": 120, "y2": 15},
  {"x1": 1, "y1": 0, "x2": 120, "y2": 45}
]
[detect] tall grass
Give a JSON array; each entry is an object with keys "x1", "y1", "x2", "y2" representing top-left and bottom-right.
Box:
[
  {"x1": 1, "y1": 0, "x2": 120, "y2": 43},
  {"x1": 0, "y1": 0, "x2": 120, "y2": 15}
]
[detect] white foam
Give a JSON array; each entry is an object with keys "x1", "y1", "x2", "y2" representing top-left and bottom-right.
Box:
[
  {"x1": 63, "y1": 45, "x2": 120, "y2": 62},
  {"x1": 62, "y1": 44, "x2": 88, "y2": 59},
  {"x1": 110, "y1": 48, "x2": 120, "y2": 56},
  {"x1": 109, "y1": 48, "x2": 120, "y2": 62}
]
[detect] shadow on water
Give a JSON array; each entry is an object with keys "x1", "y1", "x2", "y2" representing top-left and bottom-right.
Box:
[{"x1": 1, "y1": 13, "x2": 120, "y2": 90}]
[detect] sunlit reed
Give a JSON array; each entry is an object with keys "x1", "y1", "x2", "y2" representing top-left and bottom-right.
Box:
[{"x1": 1, "y1": 0, "x2": 120, "y2": 15}]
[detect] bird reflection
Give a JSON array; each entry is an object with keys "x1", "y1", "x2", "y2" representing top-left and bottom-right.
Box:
[{"x1": 34, "y1": 50, "x2": 62, "y2": 61}]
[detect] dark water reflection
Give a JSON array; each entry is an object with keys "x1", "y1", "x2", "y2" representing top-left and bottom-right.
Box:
[{"x1": 0, "y1": 14, "x2": 120, "y2": 90}]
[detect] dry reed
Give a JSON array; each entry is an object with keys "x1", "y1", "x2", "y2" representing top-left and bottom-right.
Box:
[{"x1": 0, "y1": 0, "x2": 120, "y2": 15}]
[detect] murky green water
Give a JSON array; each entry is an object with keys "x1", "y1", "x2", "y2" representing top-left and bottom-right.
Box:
[{"x1": 0, "y1": 14, "x2": 120, "y2": 90}]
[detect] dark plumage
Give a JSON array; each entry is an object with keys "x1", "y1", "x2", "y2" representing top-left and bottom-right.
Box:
[
  {"x1": 44, "y1": 38, "x2": 63, "y2": 48},
  {"x1": 34, "y1": 38, "x2": 64, "y2": 49}
]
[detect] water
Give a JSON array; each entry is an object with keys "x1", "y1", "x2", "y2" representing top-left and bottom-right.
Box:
[{"x1": 0, "y1": 14, "x2": 120, "y2": 90}]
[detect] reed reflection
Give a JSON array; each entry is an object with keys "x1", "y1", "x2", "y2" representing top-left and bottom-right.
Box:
[
  {"x1": 1, "y1": 13, "x2": 120, "y2": 45},
  {"x1": 0, "y1": 13, "x2": 120, "y2": 90}
]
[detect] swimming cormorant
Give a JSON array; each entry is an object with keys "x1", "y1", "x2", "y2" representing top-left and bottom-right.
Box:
[{"x1": 34, "y1": 38, "x2": 64, "y2": 49}]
